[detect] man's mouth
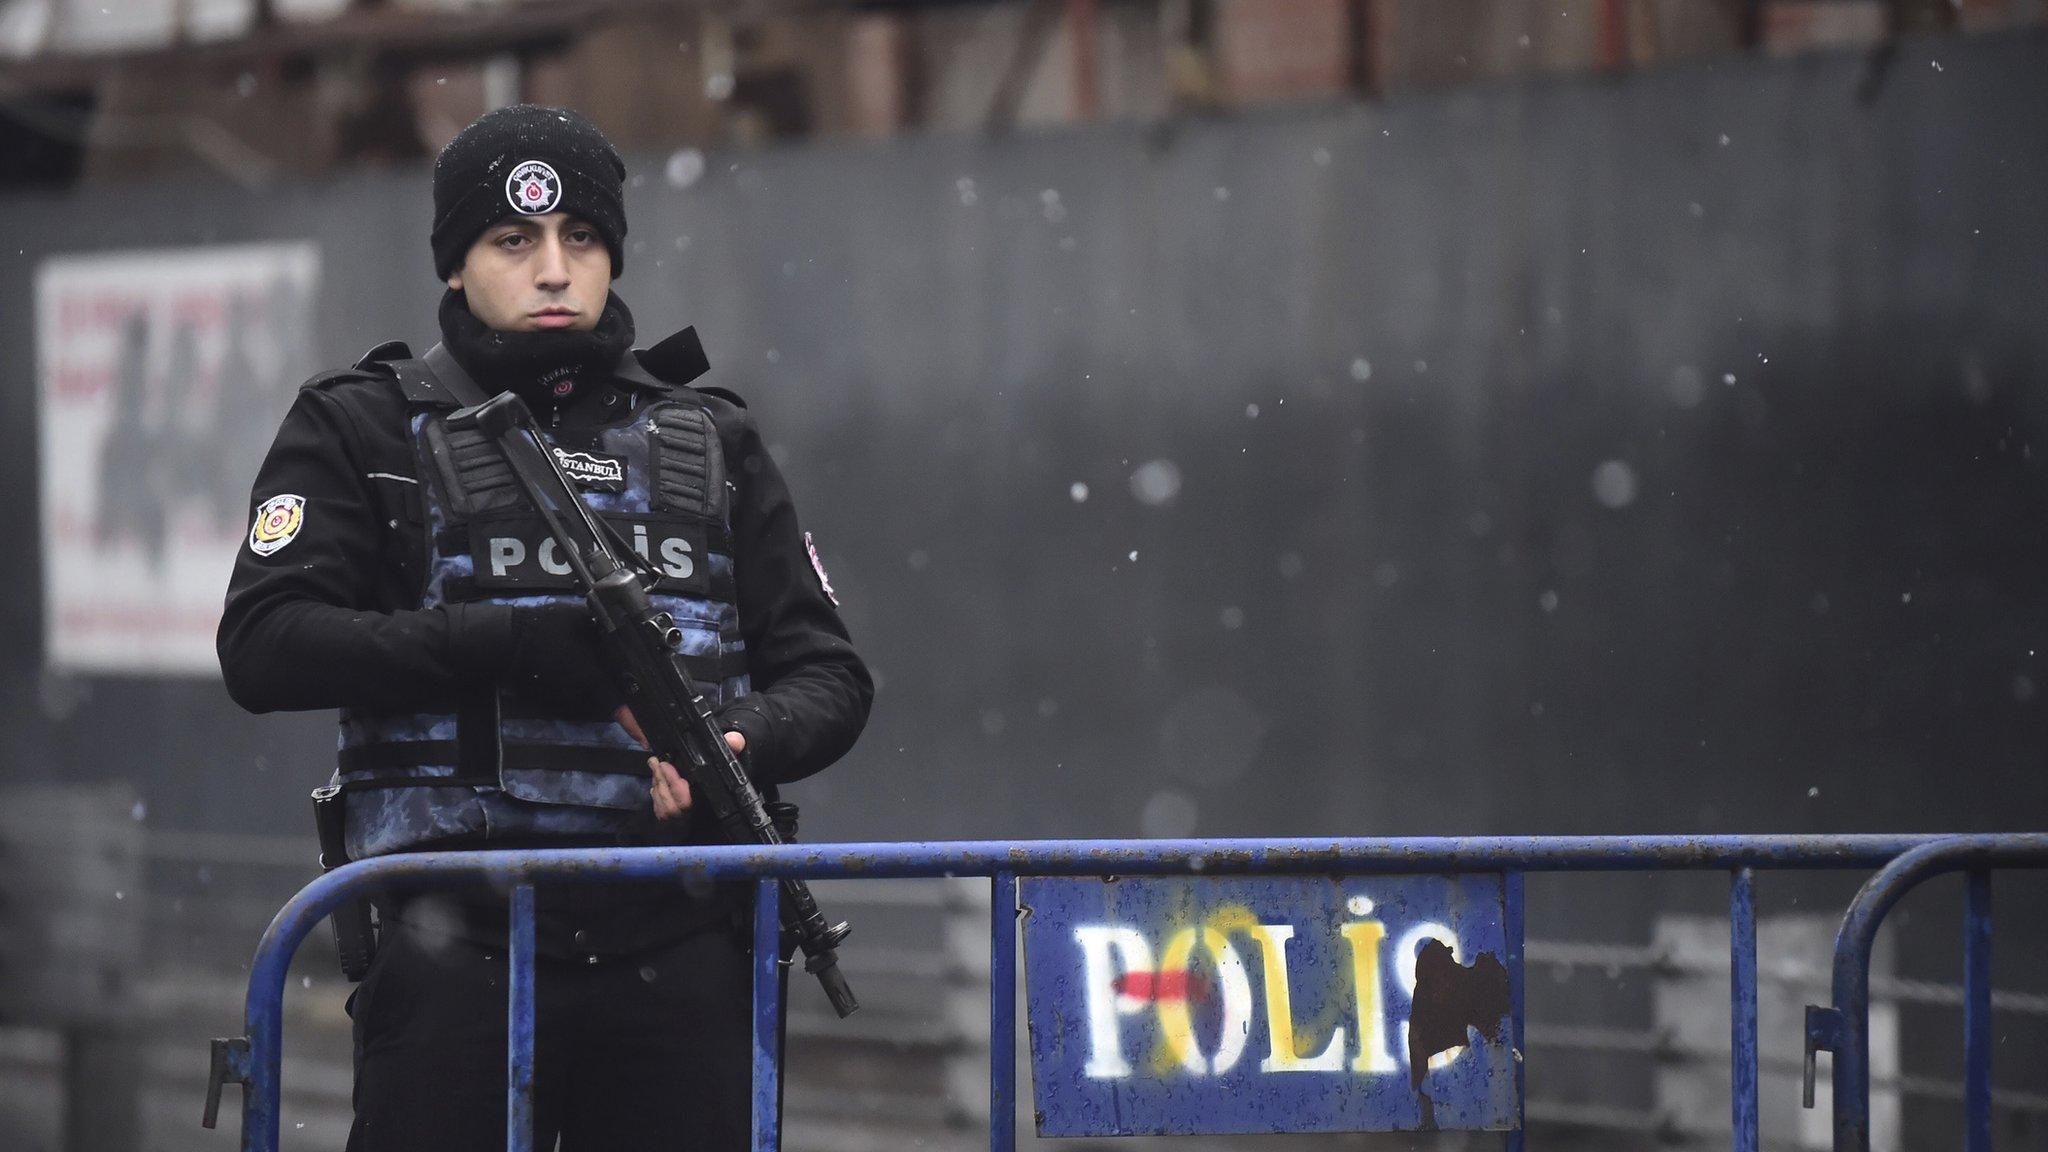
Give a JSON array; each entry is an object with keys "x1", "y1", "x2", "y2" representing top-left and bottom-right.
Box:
[{"x1": 530, "y1": 308, "x2": 577, "y2": 329}]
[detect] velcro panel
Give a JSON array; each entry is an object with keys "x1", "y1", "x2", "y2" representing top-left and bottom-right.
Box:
[
  {"x1": 446, "y1": 427, "x2": 522, "y2": 512},
  {"x1": 423, "y1": 417, "x2": 526, "y2": 517},
  {"x1": 653, "y1": 405, "x2": 726, "y2": 521}
]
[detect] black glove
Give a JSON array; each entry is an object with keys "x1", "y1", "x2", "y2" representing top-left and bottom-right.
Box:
[
  {"x1": 501, "y1": 602, "x2": 624, "y2": 720},
  {"x1": 716, "y1": 698, "x2": 777, "y2": 782}
]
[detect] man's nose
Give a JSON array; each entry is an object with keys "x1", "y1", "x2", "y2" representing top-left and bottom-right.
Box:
[{"x1": 534, "y1": 236, "x2": 572, "y2": 290}]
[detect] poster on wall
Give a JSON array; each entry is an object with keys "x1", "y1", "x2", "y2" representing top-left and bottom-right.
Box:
[{"x1": 37, "y1": 243, "x2": 320, "y2": 675}]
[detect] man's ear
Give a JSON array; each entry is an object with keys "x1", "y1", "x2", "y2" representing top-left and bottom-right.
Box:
[{"x1": 446, "y1": 270, "x2": 464, "y2": 291}]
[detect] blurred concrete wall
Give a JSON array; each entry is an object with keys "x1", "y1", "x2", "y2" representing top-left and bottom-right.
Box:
[
  {"x1": 1, "y1": 28, "x2": 2044, "y2": 1142},
  {"x1": 5, "y1": 29, "x2": 2045, "y2": 842}
]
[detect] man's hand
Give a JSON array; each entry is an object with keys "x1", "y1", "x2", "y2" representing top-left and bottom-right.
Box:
[{"x1": 616, "y1": 706, "x2": 744, "y2": 821}]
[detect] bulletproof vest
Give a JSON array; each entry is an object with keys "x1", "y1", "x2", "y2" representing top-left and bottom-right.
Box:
[{"x1": 335, "y1": 341, "x2": 749, "y2": 859}]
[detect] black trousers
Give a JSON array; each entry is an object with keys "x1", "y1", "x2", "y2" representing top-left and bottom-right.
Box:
[{"x1": 344, "y1": 916, "x2": 759, "y2": 1152}]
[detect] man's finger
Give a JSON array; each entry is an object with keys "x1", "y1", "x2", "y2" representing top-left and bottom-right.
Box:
[
  {"x1": 657, "y1": 760, "x2": 693, "y2": 809},
  {"x1": 649, "y1": 757, "x2": 692, "y2": 818},
  {"x1": 723, "y1": 730, "x2": 746, "y2": 755},
  {"x1": 665, "y1": 767, "x2": 692, "y2": 812},
  {"x1": 648, "y1": 755, "x2": 674, "y2": 817},
  {"x1": 616, "y1": 706, "x2": 648, "y2": 748},
  {"x1": 649, "y1": 755, "x2": 683, "y2": 819}
]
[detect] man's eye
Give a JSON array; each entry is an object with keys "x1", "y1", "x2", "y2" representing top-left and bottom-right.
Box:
[
  {"x1": 567, "y1": 229, "x2": 595, "y2": 244},
  {"x1": 497, "y1": 234, "x2": 528, "y2": 249}
]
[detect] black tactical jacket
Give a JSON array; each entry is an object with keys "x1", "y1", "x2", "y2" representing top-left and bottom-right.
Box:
[
  {"x1": 216, "y1": 342, "x2": 872, "y2": 955},
  {"x1": 219, "y1": 346, "x2": 870, "y2": 786}
]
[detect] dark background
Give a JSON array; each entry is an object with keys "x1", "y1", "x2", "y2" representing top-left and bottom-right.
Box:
[
  {"x1": 2, "y1": 27, "x2": 2044, "y2": 1146},
  {"x1": 7, "y1": 34, "x2": 2041, "y2": 843}
]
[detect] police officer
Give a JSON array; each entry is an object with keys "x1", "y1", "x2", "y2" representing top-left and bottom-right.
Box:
[{"x1": 217, "y1": 105, "x2": 872, "y2": 1151}]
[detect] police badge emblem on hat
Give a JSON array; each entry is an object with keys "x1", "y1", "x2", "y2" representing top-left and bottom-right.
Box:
[
  {"x1": 506, "y1": 160, "x2": 562, "y2": 214},
  {"x1": 249, "y1": 494, "x2": 305, "y2": 556}
]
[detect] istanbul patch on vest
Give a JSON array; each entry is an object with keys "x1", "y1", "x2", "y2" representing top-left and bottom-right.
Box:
[
  {"x1": 248, "y1": 494, "x2": 305, "y2": 556},
  {"x1": 551, "y1": 445, "x2": 627, "y2": 493},
  {"x1": 471, "y1": 513, "x2": 710, "y2": 594}
]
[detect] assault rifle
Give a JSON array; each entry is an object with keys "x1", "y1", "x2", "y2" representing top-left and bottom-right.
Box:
[{"x1": 446, "y1": 392, "x2": 858, "y2": 1017}]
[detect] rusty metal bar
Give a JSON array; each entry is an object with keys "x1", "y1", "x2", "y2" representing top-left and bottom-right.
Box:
[
  {"x1": 1730, "y1": 869, "x2": 1758, "y2": 1152},
  {"x1": 752, "y1": 879, "x2": 782, "y2": 1152},
  {"x1": 989, "y1": 870, "x2": 1018, "y2": 1152},
  {"x1": 1963, "y1": 869, "x2": 1992, "y2": 1152},
  {"x1": 507, "y1": 885, "x2": 536, "y2": 1152},
  {"x1": 1504, "y1": 870, "x2": 1527, "y2": 1152}
]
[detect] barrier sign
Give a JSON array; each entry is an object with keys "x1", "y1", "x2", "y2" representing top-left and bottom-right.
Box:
[{"x1": 1019, "y1": 873, "x2": 1521, "y2": 1135}]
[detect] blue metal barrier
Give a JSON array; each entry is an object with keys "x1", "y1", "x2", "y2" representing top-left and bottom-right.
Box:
[
  {"x1": 1804, "y1": 833, "x2": 2048, "y2": 1152},
  {"x1": 204, "y1": 834, "x2": 2041, "y2": 1151}
]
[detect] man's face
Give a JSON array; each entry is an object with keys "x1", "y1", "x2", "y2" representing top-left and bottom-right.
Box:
[{"x1": 447, "y1": 212, "x2": 611, "y2": 332}]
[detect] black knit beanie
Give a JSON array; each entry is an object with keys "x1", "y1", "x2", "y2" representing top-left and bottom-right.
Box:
[{"x1": 430, "y1": 104, "x2": 628, "y2": 281}]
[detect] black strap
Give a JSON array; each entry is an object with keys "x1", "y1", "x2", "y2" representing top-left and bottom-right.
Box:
[
  {"x1": 679, "y1": 650, "x2": 747, "y2": 688},
  {"x1": 388, "y1": 344, "x2": 493, "y2": 408},
  {"x1": 425, "y1": 343, "x2": 492, "y2": 406},
  {"x1": 336, "y1": 773, "x2": 502, "y2": 792},
  {"x1": 456, "y1": 688, "x2": 502, "y2": 781},
  {"x1": 339, "y1": 741, "x2": 661, "y2": 780}
]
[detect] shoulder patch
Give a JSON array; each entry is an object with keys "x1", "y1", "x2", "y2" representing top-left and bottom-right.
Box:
[
  {"x1": 697, "y1": 385, "x2": 748, "y2": 409},
  {"x1": 804, "y1": 532, "x2": 840, "y2": 606},
  {"x1": 249, "y1": 494, "x2": 306, "y2": 556}
]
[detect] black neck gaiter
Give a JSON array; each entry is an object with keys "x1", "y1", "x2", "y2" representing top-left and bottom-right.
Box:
[{"x1": 438, "y1": 288, "x2": 636, "y2": 411}]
